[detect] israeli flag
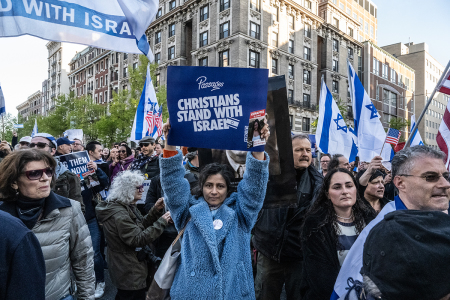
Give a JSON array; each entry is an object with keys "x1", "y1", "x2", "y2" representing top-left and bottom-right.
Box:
[
  {"x1": 410, "y1": 115, "x2": 424, "y2": 146},
  {"x1": 31, "y1": 119, "x2": 38, "y2": 137},
  {"x1": 0, "y1": 0, "x2": 157, "y2": 61},
  {"x1": 0, "y1": 83, "x2": 5, "y2": 117},
  {"x1": 347, "y1": 61, "x2": 392, "y2": 163},
  {"x1": 316, "y1": 78, "x2": 358, "y2": 162},
  {"x1": 130, "y1": 65, "x2": 161, "y2": 142}
]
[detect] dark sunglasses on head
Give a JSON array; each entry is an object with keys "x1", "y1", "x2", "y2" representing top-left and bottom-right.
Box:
[
  {"x1": 30, "y1": 142, "x2": 52, "y2": 149},
  {"x1": 24, "y1": 167, "x2": 54, "y2": 180},
  {"x1": 119, "y1": 150, "x2": 127, "y2": 153},
  {"x1": 399, "y1": 172, "x2": 450, "y2": 183}
]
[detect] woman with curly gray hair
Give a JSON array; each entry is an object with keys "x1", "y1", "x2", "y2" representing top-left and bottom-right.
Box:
[{"x1": 96, "y1": 170, "x2": 170, "y2": 300}]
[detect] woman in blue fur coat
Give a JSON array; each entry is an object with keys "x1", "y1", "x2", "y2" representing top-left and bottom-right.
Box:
[{"x1": 159, "y1": 120, "x2": 270, "y2": 300}]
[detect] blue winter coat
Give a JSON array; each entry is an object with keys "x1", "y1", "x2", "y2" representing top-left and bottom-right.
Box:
[{"x1": 160, "y1": 151, "x2": 269, "y2": 300}]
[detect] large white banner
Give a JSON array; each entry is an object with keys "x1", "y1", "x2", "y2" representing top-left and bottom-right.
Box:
[{"x1": 0, "y1": 0, "x2": 157, "y2": 61}]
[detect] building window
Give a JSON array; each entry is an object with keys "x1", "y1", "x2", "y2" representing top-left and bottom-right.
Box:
[
  {"x1": 382, "y1": 64, "x2": 388, "y2": 79},
  {"x1": 250, "y1": 22, "x2": 260, "y2": 39},
  {"x1": 273, "y1": 7, "x2": 279, "y2": 21},
  {"x1": 155, "y1": 31, "x2": 161, "y2": 44},
  {"x1": 365, "y1": 21, "x2": 369, "y2": 34},
  {"x1": 199, "y1": 31, "x2": 208, "y2": 47},
  {"x1": 305, "y1": 24, "x2": 311, "y2": 38},
  {"x1": 168, "y1": 46, "x2": 175, "y2": 60},
  {"x1": 391, "y1": 69, "x2": 396, "y2": 83},
  {"x1": 333, "y1": 39, "x2": 339, "y2": 52},
  {"x1": 333, "y1": 18, "x2": 339, "y2": 28},
  {"x1": 348, "y1": 47, "x2": 354, "y2": 59},
  {"x1": 272, "y1": 32, "x2": 278, "y2": 47},
  {"x1": 288, "y1": 15, "x2": 294, "y2": 30},
  {"x1": 288, "y1": 89, "x2": 293, "y2": 102},
  {"x1": 123, "y1": 66, "x2": 128, "y2": 78},
  {"x1": 288, "y1": 40, "x2": 294, "y2": 54},
  {"x1": 169, "y1": 23, "x2": 176, "y2": 37},
  {"x1": 220, "y1": 22, "x2": 230, "y2": 39},
  {"x1": 250, "y1": 0, "x2": 260, "y2": 11},
  {"x1": 200, "y1": 5, "x2": 209, "y2": 21},
  {"x1": 169, "y1": 0, "x2": 176, "y2": 11},
  {"x1": 303, "y1": 117, "x2": 310, "y2": 132},
  {"x1": 289, "y1": 65, "x2": 294, "y2": 79},
  {"x1": 156, "y1": 74, "x2": 160, "y2": 87},
  {"x1": 199, "y1": 57, "x2": 208, "y2": 67},
  {"x1": 155, "y1": 52, "x2": 161, "y2": 64},
  {"x1": 303, "y1": 94, "x2": 310, "y2": 107},
  {"x1": 304, "y1": 47, "x2": 311, "y2": 61},
  {"x1": 332, "y1": 59, "x2": 339, "y2": 72},
  {"x1": 348, "y1": 27, "x2": 354, "y2": 37},
  {"x1": 219, "y1": 50, "x2": 229, "y2": 67},
  {"x1": 370, "y1": 25, "x2": 374, "y2": 38},
  {"x1": 305, "y1": 0, "x2": 312, "y2": 9},
  {"x1": 272, "y1": 58, "x2": 278, "y2": 74},
  {"x1": 156, "y1": 8, "x2": 162, "y2": 19},
  {"x1": 332, "y1": 80, "x2": 339, "y2": 93},
  {"x1": 249, "y1": 50, "x2": 260, "y2": 68},
  {"x1": 133, "y1": 62, "x2": 138, "y2": 70},
  {"x1": 303, "y1": 69, "x2": 310, "y2": 84},
  {"x1": 220, "y1": 0, "x2": 230, "y2": 11}
]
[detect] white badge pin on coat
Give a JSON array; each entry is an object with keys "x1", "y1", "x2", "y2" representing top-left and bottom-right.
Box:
[{"x1": 213, "y1": 219, "x2": 223, "y2": 230}]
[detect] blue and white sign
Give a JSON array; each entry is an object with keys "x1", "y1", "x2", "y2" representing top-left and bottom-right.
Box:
[
  {"x1": 0, "y1": 0, "x2": 157, "y2": 60},
  {"x1": 13, "y1": 124, "x2": 24, "y2": 128},
  {"x1": 166, "y1": 66, "x2": 269, "y2": 151}
]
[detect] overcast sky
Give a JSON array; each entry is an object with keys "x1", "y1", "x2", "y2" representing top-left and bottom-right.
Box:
[{"x1": 1, "y1": 0, "x2": 449, "y2": 116}]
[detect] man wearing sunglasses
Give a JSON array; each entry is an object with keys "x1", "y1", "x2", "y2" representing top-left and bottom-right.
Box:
[
  {"x1": 128, "y1": 136, "x2": 160, "y2": 214},
  {"x1": 31, "y1": 133, "x2": 84, "y2": 213},
  {"x1": 332, "y1": 145, "x2": 450, "y2": 300}
]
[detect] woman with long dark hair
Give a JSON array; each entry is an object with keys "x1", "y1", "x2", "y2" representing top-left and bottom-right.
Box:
[
  {"x1": 251, "y1": 120, "x2": 262, "y2": 142},
  {"x1": 300, "y1": 168, "x2": 375, "y2": 300},
  {"x1": 109, "y1": 144, "x2": 134, "y2": 183}
]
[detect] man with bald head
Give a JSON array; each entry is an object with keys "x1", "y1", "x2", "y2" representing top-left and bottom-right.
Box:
[{"x1": 253, "y1": 134, "x2": 323, "y2": 300}]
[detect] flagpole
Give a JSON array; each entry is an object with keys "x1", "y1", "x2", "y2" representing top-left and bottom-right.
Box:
[
  {"x1": 380, "y1": 139, "x2": 386, "y2": 156},
  {"x1": 405, "y1": 61, "x2": 450, "y2": 148}
]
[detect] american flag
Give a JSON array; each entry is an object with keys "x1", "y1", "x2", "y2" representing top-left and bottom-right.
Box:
[
  {"x1": 145, "y1": 109, "x2": 155, "y2": 135},
  {"x1": 438, "y1": 66, "x2": 450, "y2": 95},
  {"x1": 385, "y1": 128, "x2": 401, "y2": 146}
]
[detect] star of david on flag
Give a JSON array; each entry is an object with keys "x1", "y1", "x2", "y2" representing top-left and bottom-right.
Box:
[
  {"x1": 131, "y1": 65, "x2": 164, "y2": 142},
  {"x1": 365, "y1": 103, "x2": 379, "y2": 119},
  {"x1": 334, "y1": 114, "x2": 347, "y2": 133}
]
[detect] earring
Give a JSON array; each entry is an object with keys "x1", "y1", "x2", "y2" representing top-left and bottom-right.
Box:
[{"x1": 15, "y1": 189, "x2": 19, "y2": 196}]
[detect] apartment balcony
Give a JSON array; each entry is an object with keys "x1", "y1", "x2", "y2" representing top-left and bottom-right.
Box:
[
  {"x1": 51, "y1": 93, "x2": 56, "y2": 99},
  {"x1": 51, "y1": 71, "x2": 56, "y2": 78},
  {"x1": 288, "y1": 99, "x2": 317, "y2": 111}
]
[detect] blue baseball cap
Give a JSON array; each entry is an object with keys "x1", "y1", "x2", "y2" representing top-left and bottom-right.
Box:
[{"x1": 57, "y1": 137, "x2": 75, "y2": 147}]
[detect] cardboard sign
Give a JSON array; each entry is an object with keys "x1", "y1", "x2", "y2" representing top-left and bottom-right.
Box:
[
  {"x1": 58, "y1": 151, "x2": 94, "y2": 180},
  {"x1": 166, "y1": 66, "x2": 269, "y2": 151},
  {"x1": 199, "y1": 76, "x2": 297, "y2": 209}
]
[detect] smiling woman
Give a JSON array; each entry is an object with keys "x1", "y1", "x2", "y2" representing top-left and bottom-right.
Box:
[{"x1": 299, "y1": 168, "x2": 375, "y2": 300}]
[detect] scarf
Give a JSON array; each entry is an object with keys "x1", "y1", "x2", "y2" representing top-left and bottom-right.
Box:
[
  {"x1": 15, "y1": 195, "x2": 46, "y2": 230},
  {"x1": 129, "y1": 153, "x2": 158, "y2": 171}
]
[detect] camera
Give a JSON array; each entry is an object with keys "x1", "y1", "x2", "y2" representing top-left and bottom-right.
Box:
[{"x1": 137, "y1": 245, "x2": 162, "y2": 268}]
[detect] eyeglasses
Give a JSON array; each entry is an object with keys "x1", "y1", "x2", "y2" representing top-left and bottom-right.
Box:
[
  {"x1": 320, "y1": 160, "x2": 330, "y2": 164},
  {"x1": 399, "y1": 172, "x2": 450, "y2": 183},
  {"x1": 139, "y1": 143, "x2": 150, "y2": 147},
  {"x1": 30, "y1": 142, "x2": 52, "y2": 149},
  {"x1": 24, "y1": 167, "x2": 54, "y2": 180},
  {"x1": 119, "y1": 150, "x2": 127, "y2": 153},
  {"x1": 73, "y1": 143, "x2": 82, "y2": 146},
  {"x1": 136, "y1": 185, "x2": 144, "y2": 192}
]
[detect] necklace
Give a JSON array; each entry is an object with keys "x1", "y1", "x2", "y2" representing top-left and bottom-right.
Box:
[{"x1": 335, "y1": 212, "x2": 353, "y2": 220}]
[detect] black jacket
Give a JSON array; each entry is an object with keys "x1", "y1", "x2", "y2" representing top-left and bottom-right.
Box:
[
  {"x1": 300, "y1": 209, "x2": 374, "y2": 300},
  {"x1": 0, "y1": 210, "x2": 46, "y2": 300},
  {"x1": 252, "y1": 164, "x2": 323, "y2": 262},
  {"x1": 81, "y1": 167, "x2": 109, "y2": 222},
  {"x1": 54, "y1": 170, "x2": 84, "y2": 213}
]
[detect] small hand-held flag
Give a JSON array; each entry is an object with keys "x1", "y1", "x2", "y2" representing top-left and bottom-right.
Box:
[
  {"x1": 385, "y1": 128, "x2": 401, "y2": 146},
  {"x1": 131, "y1": 65, "x2": 163, "y2": 142},
  {"x1": 31, "y1": 119, "x2": 38, "y2": 138}
]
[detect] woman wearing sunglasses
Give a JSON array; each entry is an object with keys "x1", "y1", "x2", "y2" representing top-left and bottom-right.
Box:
[
  {"x1": 96, "y1": 170, "x2": 171, "y2": 300},
  {"x1": 0, "y1": 149, "x2": 95, "y2": 300},
  {"x1": 110, "y1": 144, "x2": 135, "y2": 183}
]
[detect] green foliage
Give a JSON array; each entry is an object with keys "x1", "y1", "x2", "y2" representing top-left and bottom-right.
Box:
[
  {"x1": 388, "y1": 117, "x2": 410, "y2": 131},
  {"x1": 13, "y1": 54, "x2": 168, "y2": 147},
  {"x1": 1, "y1": 113, "x2": 18, "y2": 142}
]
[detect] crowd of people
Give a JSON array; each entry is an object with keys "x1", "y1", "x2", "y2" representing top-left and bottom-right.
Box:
[{"x1": 1, "y1": 123, "x2": 450, "y2": 300}]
